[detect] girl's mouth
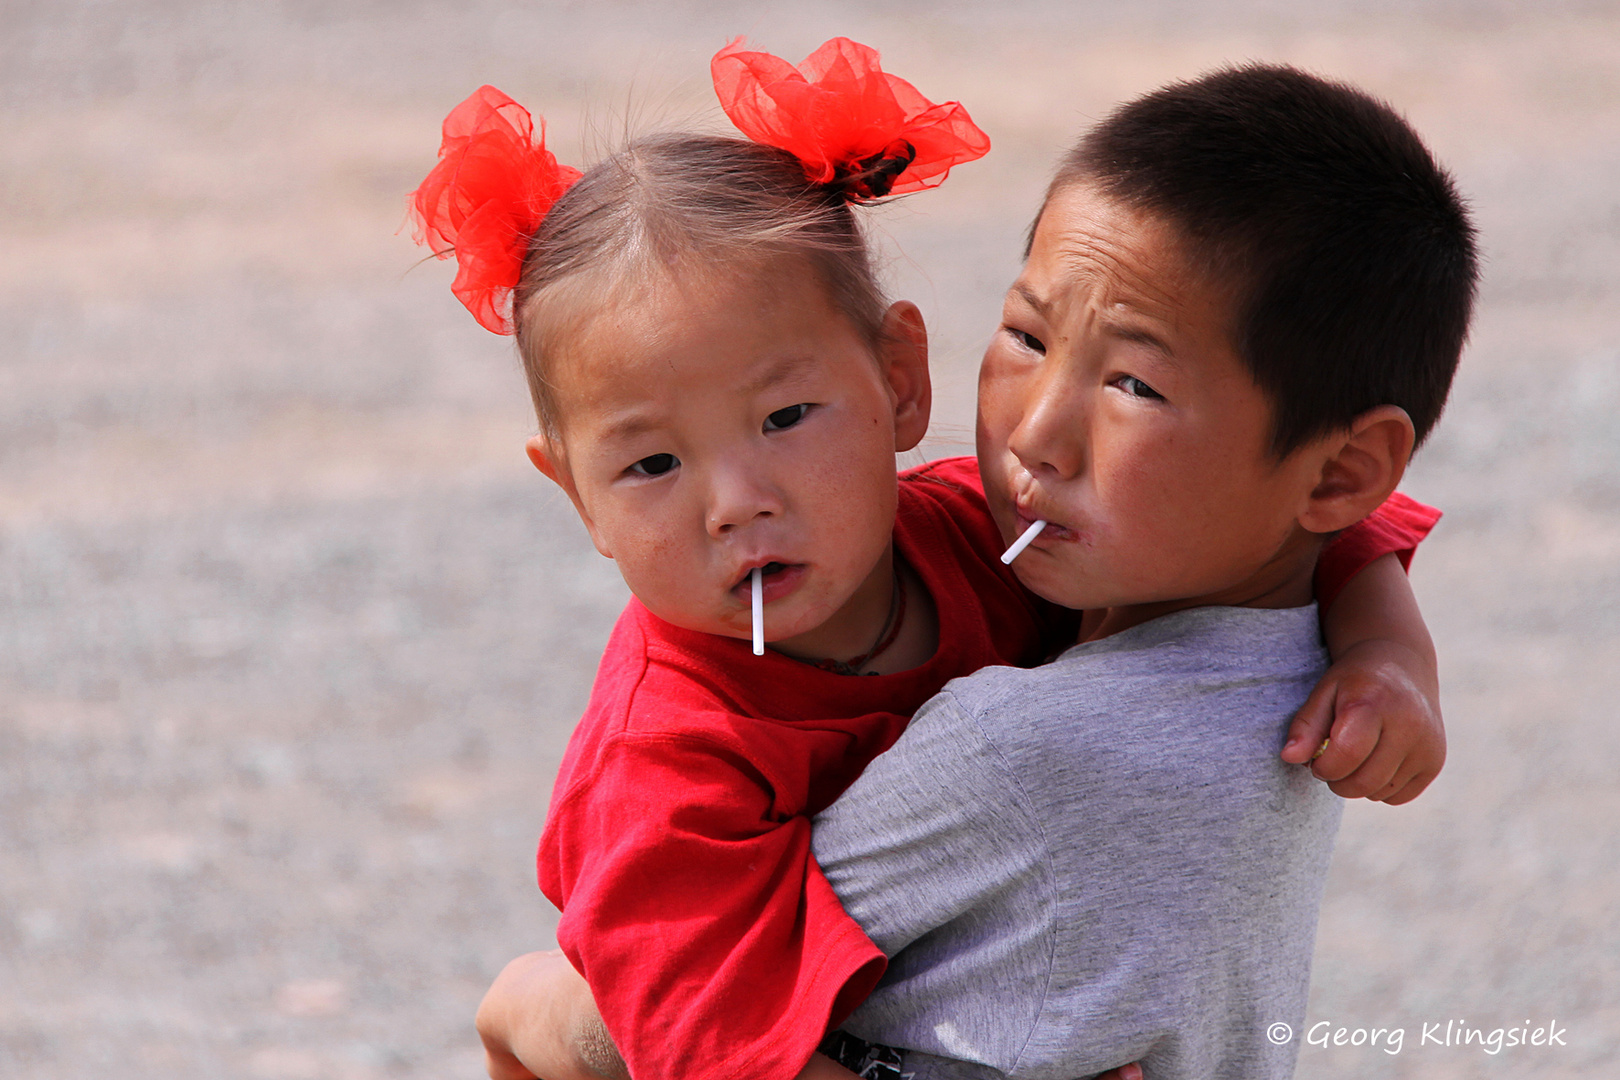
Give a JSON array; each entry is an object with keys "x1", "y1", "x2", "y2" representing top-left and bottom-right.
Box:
[{"x1": 732, "y1": 561, "x2": 806, "y2": 604}]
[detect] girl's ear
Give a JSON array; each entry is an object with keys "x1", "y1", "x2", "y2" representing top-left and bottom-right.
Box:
[
  {"x1": 877, "y1": 300, "x2": 932, "y2": 453},
  {"x1": 1298, "y1": 405, "x2": 1416, "y2": 535},
  {"x1": 525, "y1": 433, "x2": 570, "y2": 489},
  {"x1": 526, "y1": 434, "x2": 616, "y2": 560}
]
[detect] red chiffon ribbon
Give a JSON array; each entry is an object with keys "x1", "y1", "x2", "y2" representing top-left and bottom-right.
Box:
[
  {"x1": 409, "y1": 86, "x2": 582, "y2": 335},
  {"x1": 712, "y1": 37, "x2": 990, "y2": 200}
]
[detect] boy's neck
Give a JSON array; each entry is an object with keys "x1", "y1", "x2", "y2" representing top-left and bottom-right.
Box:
[{"x1": 1078, "y1": 533, "x2": 1325, "y2": 644}]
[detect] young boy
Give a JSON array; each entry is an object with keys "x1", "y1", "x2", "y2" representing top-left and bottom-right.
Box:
[{"x1": 810, "y1": 63, "x2": 1476, "y2": 1079}]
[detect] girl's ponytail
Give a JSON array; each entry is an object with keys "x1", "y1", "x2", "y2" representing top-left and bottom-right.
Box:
[
  {"x1": 409, "y1": 86, "x2": 581, "y2": 335},
  {"x1": 711, "y1": 37, "x2": 989, "y2": 202}
]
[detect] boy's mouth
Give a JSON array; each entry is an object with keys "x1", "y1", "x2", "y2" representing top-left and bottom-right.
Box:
[
  {"x1": 1009, "y1": 474, "x2": 1076, "y2": 543},
  {"x1": 1012, "y1": 506, "x2": 1077, "y2": 544}
]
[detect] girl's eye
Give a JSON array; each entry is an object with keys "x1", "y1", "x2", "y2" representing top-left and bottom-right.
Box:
[
  {"x1": 628, "y1": 453, "x2": 679, "y2": 477},
  {"x1": 1008, "y1": 327, "x2": 1047, "y2": 355},
  {"x1": 764, "y1": 404, "x2": 811, "y2": 432},
  {"x1": 1114, "y1": 374, "x2": 1164, "y2": 400}
]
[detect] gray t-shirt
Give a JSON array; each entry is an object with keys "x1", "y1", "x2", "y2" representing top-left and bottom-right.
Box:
[{"x1": 811, "y1": 604, "x2": 1340, "y2": 1080}]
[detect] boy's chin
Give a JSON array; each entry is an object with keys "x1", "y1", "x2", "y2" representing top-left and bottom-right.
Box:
[
  {"x1": 1007, "y1": 559, "x2": 1094, "y2": 612},
  {"x1": 1010, "y1": 557, "x2": 1182, "y2": 615}
]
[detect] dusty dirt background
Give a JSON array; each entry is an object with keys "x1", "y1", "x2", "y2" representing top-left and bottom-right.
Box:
[{"x1": 2, "y1": 1, "x2": 1617, "y2": 1077}]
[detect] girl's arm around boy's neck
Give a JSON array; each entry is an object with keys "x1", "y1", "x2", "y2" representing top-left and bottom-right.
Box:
[{"x1": 1282, "y1": 552, "x2": 1444, "y2": 804}]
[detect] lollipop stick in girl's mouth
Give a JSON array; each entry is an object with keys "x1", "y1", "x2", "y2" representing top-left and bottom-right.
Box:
[
  {"x1": 1000, "y1": 520, "x2": 1047, "y2": 565},
  {"x1": 751, "y1": 567, "x2": 765, "y2": 655}
]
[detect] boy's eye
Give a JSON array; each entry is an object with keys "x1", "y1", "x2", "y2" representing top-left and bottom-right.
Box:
[
  {"x1": 1008, "y1": 327, "x2": 1046, "y2": 355},
  {"x1": 763, "y1": 404, "x2": 811, "y2": 432},
  {"x1": 628, "y1": 453, "x2": 679, "y2": 477},
  {"x1": 1114, "y1": 374, "x2": 1164, "y2": 400}
]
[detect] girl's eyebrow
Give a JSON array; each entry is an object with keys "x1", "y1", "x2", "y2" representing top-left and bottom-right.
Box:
[
  {"x1": 599, "y1": 409, "x2": 663, "y2": 444},
  {"x1": 743, "y1": 352, "x2": 819, "y2": 396}
]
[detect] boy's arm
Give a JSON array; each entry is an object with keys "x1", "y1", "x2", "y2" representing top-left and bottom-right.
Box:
[
  {"x1": 476, "y1": 952, "x2": 863, "y2": 1080},
  {"x1": 1283, "y1": 552, "x2": 1444, "y2": 804}
]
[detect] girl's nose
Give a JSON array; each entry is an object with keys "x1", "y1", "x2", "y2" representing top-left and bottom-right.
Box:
[
  {"x1": 1006, "y1": 366, "x2": 1087, "y2": 480},
  {"x1": 705, "y1": 463, "x2": 784, "y2": 537}
]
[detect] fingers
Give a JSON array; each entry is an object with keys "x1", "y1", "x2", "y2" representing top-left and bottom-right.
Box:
[
  {"x1": 1323, "y1": 730, "x2": 1406, "y2": 798},
  {"x1": 1321, "y1": 665, "x2": 1445, "y2": 800},
  {"x1": 1280, "y1": 676, "x2": 1338, "y2": 765},
  {"x1": 1309, "y1": 699, "x2": 1383, "y2": 785},
  {"x1": 1380, "y1": 768, "x2": 1439, "y2": 805}
]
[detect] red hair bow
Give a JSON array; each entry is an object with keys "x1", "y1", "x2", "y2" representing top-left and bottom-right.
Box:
[
  {"x1": 409, "y1": 86, "x2": 582, "y2": 335},
  {"x1": 712, "y1": 37, "x2": 990, "y2": 200}
]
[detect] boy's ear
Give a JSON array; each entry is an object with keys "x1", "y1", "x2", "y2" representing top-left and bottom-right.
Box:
[
  {"x1": 525, "y1": 434, "x2": 616, "y2": 560},
  {"x1": 1298, "y1": 405, "x2": 1416, "y2": 535},
  {"x1": 877, "y1": 300, "x2": 932, "y2": 453}
]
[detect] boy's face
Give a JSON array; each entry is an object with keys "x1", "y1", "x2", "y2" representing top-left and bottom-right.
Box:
[
  {"x1": 534, "y1": 259, "x2": 927, "y2": 653},
  {"x1": 977, "y1": 182, "x2": 1328, "y2": 615}
]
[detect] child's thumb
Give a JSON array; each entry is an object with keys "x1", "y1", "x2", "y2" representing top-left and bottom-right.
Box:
[{"x1": 1280, "y1": 676, "x2": 1336, "y2": 764}]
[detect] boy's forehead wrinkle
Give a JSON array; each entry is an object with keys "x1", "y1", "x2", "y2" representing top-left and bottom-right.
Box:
[
  {"x1": 1033, "y1": 183, "x2": 1193, "y2": 324},
  {"x1": 1052, "y1": 236, "x2": 1180, "y2": 316}
]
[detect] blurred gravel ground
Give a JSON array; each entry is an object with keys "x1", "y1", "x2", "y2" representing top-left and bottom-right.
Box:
[{"x1": 1, "y1": 2, "x2": 1617, "y2": 1077}]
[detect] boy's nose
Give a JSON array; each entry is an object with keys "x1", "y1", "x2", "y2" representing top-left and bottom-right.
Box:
[
  {"x1": 1007, "y1": 369, "x2": 1087, "y2": 480},
  {"x1": 705, "y1": 464, "x2": 784, "y2": 537}
]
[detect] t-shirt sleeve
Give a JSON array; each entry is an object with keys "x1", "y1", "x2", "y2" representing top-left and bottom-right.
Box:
[
  {"x1": 543, "y1": 732, "x2": 886, "y2": 1080},
  {"x1": 811, "y1": 690, "x2": 1050, "y2": 1053},
  {"x1": 812, "y1": 691, "x2": 1046, "y2": 959},
  {"x1": 1314, "y1": 491, "x2": 1442, "y2": 609}
]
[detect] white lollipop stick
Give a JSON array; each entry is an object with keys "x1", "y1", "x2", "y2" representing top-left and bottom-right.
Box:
[
  {"x1": 1000, "y1": 519, "x2": 1047, "y2": 565},
  {"x1": 751, "y1": 567, "x2": 765, "y2": 655}
]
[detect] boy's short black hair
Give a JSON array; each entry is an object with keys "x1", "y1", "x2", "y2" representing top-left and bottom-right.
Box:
[{"x1": 1046, "y1": 64, "x2": 1478, "y2": 455}]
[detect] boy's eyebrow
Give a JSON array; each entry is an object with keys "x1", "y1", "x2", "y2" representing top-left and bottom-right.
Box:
[
  {"x1": 1014, "y1": 281, "x2": 1177, "y2": 358},
  {"x1": 1010, "y1": 283, "x2": 1052, "y2": 318},
  {"x1": 1107, "y1": 321, "x2": 1176, "y2": 358}
]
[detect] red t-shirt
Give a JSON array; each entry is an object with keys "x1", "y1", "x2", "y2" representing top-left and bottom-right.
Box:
[{"x1": 536, "y1": 456, "x2": 1438, "y2": 1080}]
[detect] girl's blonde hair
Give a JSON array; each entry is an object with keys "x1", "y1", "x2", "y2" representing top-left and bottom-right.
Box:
[{"x1": 512, "y1": 134, "x2": 890, "y2": 436}]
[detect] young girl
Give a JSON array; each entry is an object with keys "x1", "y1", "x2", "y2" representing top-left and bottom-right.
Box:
[{"x1": 408, "y1": 39, "x2": 1443, "y2": 1080}]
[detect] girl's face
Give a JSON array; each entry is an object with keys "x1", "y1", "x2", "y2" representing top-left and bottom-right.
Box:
[{"x1": 529, "y1": 259, "x2": 930, "y2": 658}]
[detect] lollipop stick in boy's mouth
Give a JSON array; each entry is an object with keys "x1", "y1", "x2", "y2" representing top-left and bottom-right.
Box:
[
  {"x1": 752, "y1": 566, "x2": 765, "y2": 656},
  {"x1": 1000, "y1": 519, "x2": 1047, "y2": 565}
]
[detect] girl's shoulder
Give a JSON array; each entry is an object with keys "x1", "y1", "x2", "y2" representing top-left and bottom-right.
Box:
[
  {"x1": 899, "y1": 454, "x2": 984, "y2": 499},
  {"x1": 895, "y1": 454, "x2": 1001, "y2": 573}
]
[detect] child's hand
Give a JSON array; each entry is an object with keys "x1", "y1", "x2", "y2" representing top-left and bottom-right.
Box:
[
  {"x1": 1298, "y1": 551, "x2": 1445, "y2": 804},
  {"x1": 1280, "y1": 636, "x2": 1444, "y2": 803}
]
